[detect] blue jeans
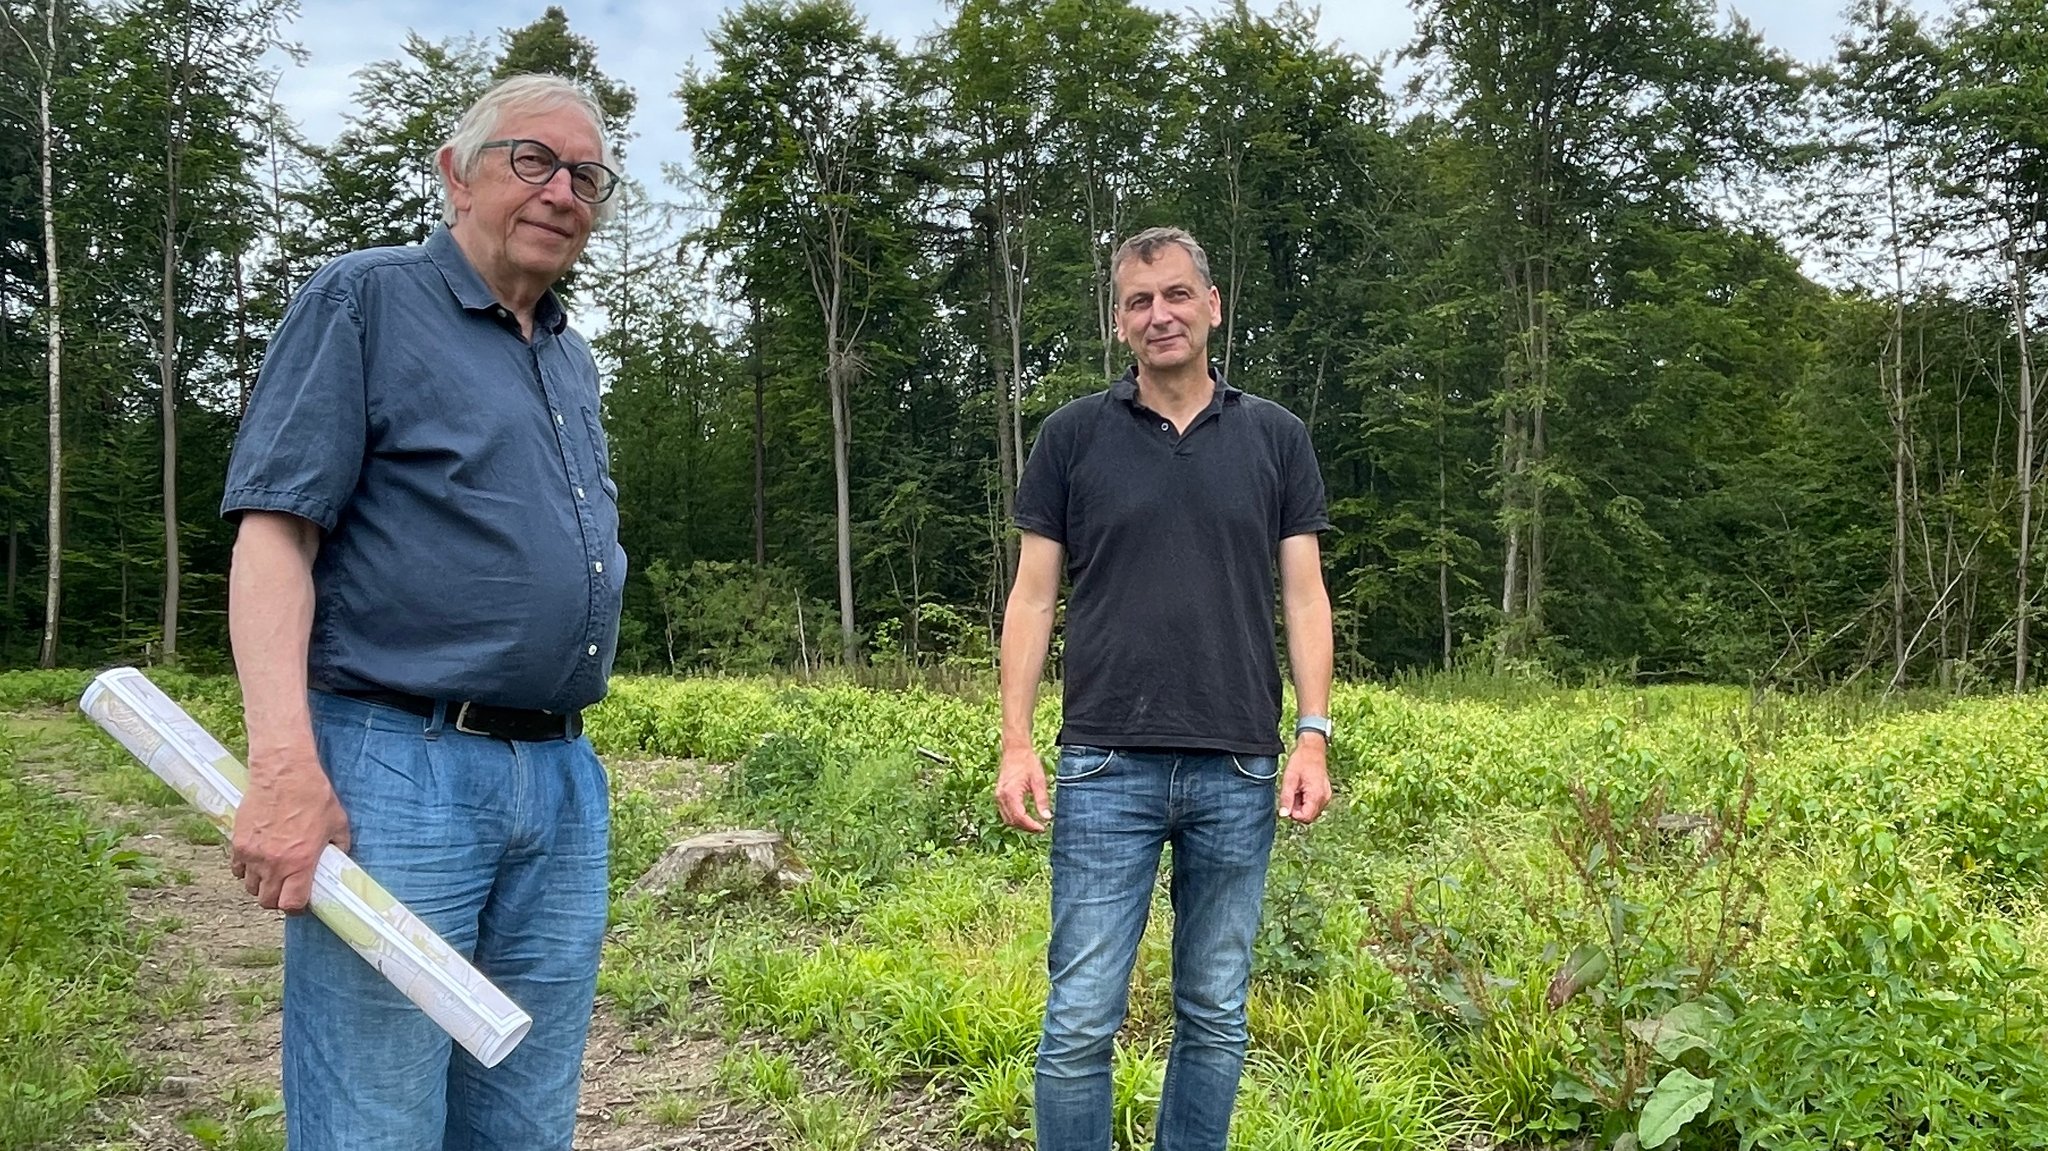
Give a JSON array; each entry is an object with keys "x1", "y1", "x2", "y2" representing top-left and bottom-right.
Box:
[
  {"x1": 1036, "y1": 747, "x2": 1278, "y2": 1151},
  {"x1": 283, "y1": 691, "x2": 610, "y2": 1150}
]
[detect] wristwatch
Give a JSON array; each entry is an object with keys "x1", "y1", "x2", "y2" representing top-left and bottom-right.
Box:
[{"x1": 1295, "y1": 715, "x2": 1333, "y2": 744}]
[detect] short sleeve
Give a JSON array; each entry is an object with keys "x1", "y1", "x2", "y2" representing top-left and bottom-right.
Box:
[
  {"x1": 1014, "y1": 411, "x2": 1071, "y2": 543},
  {"x1": 221, "y1": 285, "x2": 368, "y2": 531},
  {"x1": 1278, "y1": 417, "x2": 1329, "y2": 538}
]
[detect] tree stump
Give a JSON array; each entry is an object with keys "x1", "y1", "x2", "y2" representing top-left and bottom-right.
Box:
[{"x1": 626, "y1": 830, "x2": 811, "y2": 900}]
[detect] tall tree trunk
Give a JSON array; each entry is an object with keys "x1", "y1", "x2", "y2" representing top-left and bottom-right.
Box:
[
  {"x1": 1890, "y1": 346, "x2": 1908, "y2": 684},
  {"x1": 750, "y1": 292, "x2": 767, "y2": 569},
  {"x1": 1439, "y1": 403, "x2": 1453, "y2": 670},
  {"x1": 828, "y1": 358, "x2": 855, "y2": 663},
  {"x1": 35, "y1": 3, "x2": 61, "y2": 670},
  {"x1": 1498, "y1": 400, "x2": 1524, "y2": 670},
  {"x1": 1085, "y1": 162, "x2": 1122, "y2": 382},
  {"x1": 984, "y1": 212, "x2": 1017, "y2": 590},
  {"x1": 1884, "y1": 118, "x2": 1910, "y2": 687},
  {"x1": 5, "y1": 521, "x2": 16, "y2": 649},
  {"x1": 1221, "y1": 146, "x2": 1244, "y2": 382},
  {"x1": 1004, "y1": 218, "x2": 1027, "y2": 539},
  {"x1": 158, "y1": 22, "x2": 195, "y2": 663},
  {"x1": 232, "y1": 245, "x2": 252, "y2": 413},
  {"x1": 1524, "y1": 250, "x2": 1549, "y2": 638},
  {"x1": 2014, "y1": 253, "x2": 2037, "y2": 691},
  {"x1": 160, "y1": 164, "x2": 182, "y2": 663}
]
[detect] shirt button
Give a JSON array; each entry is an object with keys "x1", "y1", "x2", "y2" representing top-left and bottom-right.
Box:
[
  {"x1": 575, "y1": 486, "x2": 585, "y2": 499},
  {"x1": 554, "y1": 412, "x2": 564, "y2": 426},
  {"x1": 593, "y1": 561, "x2": 604, "y2": 573},
  {"x1": 586, "y1": 644, "x2": 598, "y2": 656},
  {"x1": 1160, "y1": 421, "x2": 1170, "y2": 431}
]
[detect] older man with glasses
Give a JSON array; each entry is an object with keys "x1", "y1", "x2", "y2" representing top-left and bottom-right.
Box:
[{"x1": 219, "y1": 74, "x2": 624, "y2": 1150}]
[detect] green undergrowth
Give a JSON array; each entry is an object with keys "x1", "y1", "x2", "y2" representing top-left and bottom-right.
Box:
[
  {"x1": 11, "y1": 670, "x2": 2048, "y2": 1147},
  {"x1": 594, "y1": 676, "x2": 2048, "y2": 1150},
  {"x1": 0, "y1": 727, "x2": 150, "y2": 1147}
]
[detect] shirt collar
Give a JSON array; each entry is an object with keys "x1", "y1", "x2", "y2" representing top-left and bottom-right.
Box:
[
  {"x1": 1113, "y1": 365, "x2": 1241, "y2": 414},
  {"x1": 426, "y1": 226, "x2": 569, "y2": 335}
]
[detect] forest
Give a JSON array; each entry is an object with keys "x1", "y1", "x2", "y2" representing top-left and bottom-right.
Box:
[{"x1": 3, "y1": 0, "x2": 2045, "y2": 690}]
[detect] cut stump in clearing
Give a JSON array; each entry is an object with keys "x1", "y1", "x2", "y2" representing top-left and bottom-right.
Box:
[{"x1": 626, "y1": 830, "x2": 812, "y2": 900}]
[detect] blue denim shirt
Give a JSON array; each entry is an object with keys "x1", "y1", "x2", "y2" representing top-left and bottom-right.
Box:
[{"x1": 222, "y1": 227, "x2": 624, "y2": 713}]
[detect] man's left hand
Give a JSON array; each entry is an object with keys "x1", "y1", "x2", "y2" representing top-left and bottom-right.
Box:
[{"x1": 1278, "y1": 740, "x2": 1332, "y2": 824}]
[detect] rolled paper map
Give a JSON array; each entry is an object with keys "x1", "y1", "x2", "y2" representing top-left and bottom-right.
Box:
[{"x1": 78, "y1": 667, "x2": 533, "y2": 1068}]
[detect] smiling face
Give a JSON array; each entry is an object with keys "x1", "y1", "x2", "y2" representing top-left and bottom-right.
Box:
[
  {"x1": 1113, "y1": 244, "x2": 1223, "y2": 376},
  {"x1": 439, "y1": 102, "x2": 603, "y2": 306}
]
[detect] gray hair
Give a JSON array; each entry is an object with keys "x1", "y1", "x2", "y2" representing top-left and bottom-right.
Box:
[
  {"x1": 1111, "y1": 227, "x2": 1213, "y2": 302},
  {"x1": 440, "y1": 74, "x2": 619, "y2": 227}
]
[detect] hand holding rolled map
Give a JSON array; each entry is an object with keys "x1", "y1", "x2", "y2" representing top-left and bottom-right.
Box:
[{"x1": 79, "y1": 667, "x2": 533, "y2": 1068}]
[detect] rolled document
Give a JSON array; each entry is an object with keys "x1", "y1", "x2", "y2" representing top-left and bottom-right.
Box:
[{"x1": 79, "y1": 667, "x2": 533, "y2": 1068}]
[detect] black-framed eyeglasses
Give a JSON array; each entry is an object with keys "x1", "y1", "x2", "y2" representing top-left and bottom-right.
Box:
[{"x1": 479, "y1": 138, "x2": 619, "y2": 205}]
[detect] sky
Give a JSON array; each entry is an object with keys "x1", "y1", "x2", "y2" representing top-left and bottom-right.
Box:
[{"x1": 269, "y1": 0, "x2": 1943, "y2": 201}]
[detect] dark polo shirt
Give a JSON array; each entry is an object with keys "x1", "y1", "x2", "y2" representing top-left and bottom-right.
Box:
[
  {"x1": 1015, "y1": 369, "x2": 1328, "y2": 756},
  {"x1": 222, "y1": 227, "x2": 624, "y2": 714}
]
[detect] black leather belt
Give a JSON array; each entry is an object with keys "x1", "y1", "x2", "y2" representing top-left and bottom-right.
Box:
[{"x1": 340, "y1": 689, "x2": 577, "y2": 742}]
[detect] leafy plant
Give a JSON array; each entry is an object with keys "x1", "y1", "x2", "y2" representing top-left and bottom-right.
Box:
[{"x1": 1712, "y1": 818, "x2": 2048, "y2": 1148}]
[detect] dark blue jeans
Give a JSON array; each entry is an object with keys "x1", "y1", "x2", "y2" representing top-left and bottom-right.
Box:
[
  {"x1": 1035, "y1": 747, "x2": 1278, "y2": 1151},
  {"x1": 283, "y1": 690, "x2": 610, "y2": 1150}
]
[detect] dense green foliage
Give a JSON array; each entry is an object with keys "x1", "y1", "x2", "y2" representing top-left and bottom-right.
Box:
[
  {"x1": 3, "y1": 1, "x2": 2048, "y2": 689},
  {"x1": 0, "y1": 726, "x2": 146, "y2": 1146},
  {"x1": 590, "y1": 675, "x2": 2048, "y2": 1149},
  {"x1": 5, "y1": 669, "x2": 2045, "y2": 1145}
]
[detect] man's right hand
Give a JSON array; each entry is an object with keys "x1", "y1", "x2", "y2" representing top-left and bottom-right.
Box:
[
  {"x1": 994, "y1": 746, "x2": 1052, "y2": 834},
  {"x1": 230, "y1": 743, "x2": 350, "y2": 914}
]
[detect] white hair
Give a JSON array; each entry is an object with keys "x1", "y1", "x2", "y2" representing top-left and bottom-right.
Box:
[{"x1": 439, "y1": 74, "x2": 619, "y2": 226}]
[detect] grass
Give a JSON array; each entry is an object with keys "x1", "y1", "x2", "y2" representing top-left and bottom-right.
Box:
[
  {"x1": 177, "y1": 812, "x2": 228, "y2": 846},
  {"x1": 582, "y1": 674, "x2": 2048, "y2": 1149},
  {"x1": 228, "y1": 945, "x2": 283, "y2": 969},
  {"x1": 228, "y1": 978, "x2": 283, "y2": 1024},
  {"x1": 645, "y1": 1088, "x2": 704, "y2": 1128},
  {"x1": 152, "y1": 959, "x2": 213, "y2": 1020},
  {"x1": 716, "y1": 1046, "x2": 803, "y2": 1106},
  {"x1": 0, "y1": 726, "x2": 149, "y2": 1147},
  {"x1": 10, "y1": 669, "x2": 2048, "y2": 1148},
  {"x1": 178, "y1": 1086, "x2": 285, "y2": 1151}
]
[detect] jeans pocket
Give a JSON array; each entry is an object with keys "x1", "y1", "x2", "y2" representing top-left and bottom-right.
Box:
[
  {"x1": 1056, "y1": 745, "x2": 1118, "y2": 783},
  {"x1": 1229, "y1": 754, "x2": 1279, "y2": 783}
]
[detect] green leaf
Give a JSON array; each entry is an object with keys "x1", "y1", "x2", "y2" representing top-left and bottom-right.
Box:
[
  {"x1": 1624, "y1": 1000, "x2": 1725, "y2": 1061},
  {"x1": 1551, "y1": 1074, "x2": 1599, "y2": 1104},
  {"x1": 1638, "y1": 1068, "x2": 1714, "y2": 1149},
  {"x1": 1547, "y1": 943, "x2": 1609, "y2": 1009}
]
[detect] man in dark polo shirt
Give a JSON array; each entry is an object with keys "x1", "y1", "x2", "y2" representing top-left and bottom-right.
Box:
[
  {"x1": 996, "y1": 226, "x2": 1334, "y2": 1151},
  {"x1": 219, "y1": 74, "x2": 624, "y2": 1150}
]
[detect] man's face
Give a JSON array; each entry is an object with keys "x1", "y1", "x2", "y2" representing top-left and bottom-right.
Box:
[
  {"x1": 1114, "y1": 246, "x2": 1222, "y2": 374},
  {"x1": 442, "y1": 104, "x2": 602, "y2": 291}
]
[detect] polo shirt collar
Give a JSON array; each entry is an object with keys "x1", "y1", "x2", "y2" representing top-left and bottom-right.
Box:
[
  {"x1": 1113, "y1": 365, "x2": 1241, "y2": 415},
  {"x1": 426, "y1": 226, "x2": 569, "y2": 335}
]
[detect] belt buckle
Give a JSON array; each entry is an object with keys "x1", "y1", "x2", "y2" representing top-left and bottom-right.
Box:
[{"x1": 452, "y1": 701, "x2": 488, "y2": 737}]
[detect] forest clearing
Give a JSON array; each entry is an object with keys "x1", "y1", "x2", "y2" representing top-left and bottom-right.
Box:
[{"x1": 3, "y1": 669, "x2": 2044, "y2": 1150}]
